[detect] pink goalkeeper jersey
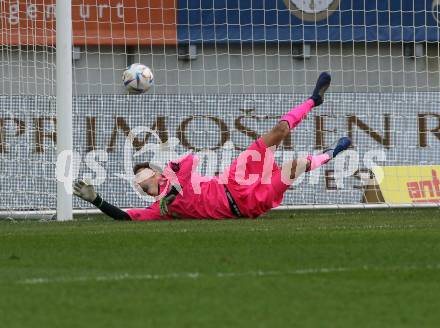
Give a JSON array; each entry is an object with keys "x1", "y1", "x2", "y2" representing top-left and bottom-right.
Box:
[
  {"x1": 126, "y1": 154, "x2": 235, "y2": 220},
  {"x1": 126, "y1": 138, "x2": 290, "y2": 221}
]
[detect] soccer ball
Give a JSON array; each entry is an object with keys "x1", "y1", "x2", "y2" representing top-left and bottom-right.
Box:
[{"x1": 122, "y1": 63, "x2": 154, "y2": 94}]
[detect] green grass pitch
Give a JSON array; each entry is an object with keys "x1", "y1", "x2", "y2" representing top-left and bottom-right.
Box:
[{"x1": 1, "y1": 208, "x2": 440, "y2": 327}]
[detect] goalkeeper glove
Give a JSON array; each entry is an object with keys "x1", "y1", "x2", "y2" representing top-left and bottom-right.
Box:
[
  {"x1": 159, "y1": 185, "x2": 181, "y2": 216},
  {"x1": 73, "y1": 179, "x2": 98, "y2": 203}
]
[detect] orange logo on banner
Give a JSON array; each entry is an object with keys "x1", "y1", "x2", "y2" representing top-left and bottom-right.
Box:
[{"x1": 0, "y1": 0, "x2": 177, "y2": 46}]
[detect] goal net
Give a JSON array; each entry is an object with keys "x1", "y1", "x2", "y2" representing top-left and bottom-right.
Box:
[{"x1": 1, "y1": 0, "x2": 440, "y2": 219}]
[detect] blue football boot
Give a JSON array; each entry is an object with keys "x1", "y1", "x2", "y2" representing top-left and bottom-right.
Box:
[
  {"x1": 323, "y1": 137, "x2": 352, "y2": 160},
  {"x1": 310, "y1": 72, "x2": 331, "y2": 106}
]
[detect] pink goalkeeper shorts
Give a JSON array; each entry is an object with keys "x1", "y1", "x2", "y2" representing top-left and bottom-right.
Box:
[{"x1": 223, "y1": 138, "x2": 291, "y2": 218}]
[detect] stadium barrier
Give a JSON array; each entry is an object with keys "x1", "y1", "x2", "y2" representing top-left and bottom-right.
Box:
[{"x1": 0, "y1": 92, "x2": 439, "y2": 216}]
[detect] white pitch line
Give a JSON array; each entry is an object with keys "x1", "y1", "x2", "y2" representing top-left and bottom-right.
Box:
[{"x1": 16, "y1": 264, "x2": 440, "y2": 285}]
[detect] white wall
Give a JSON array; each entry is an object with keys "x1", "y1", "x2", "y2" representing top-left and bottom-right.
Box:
[{"x1": 1, "y1": 43, "x2": 440, "y2": 95}]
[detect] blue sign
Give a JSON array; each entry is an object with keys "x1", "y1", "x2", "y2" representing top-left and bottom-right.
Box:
[{"x1": 178, "y1": 0, "x2": 440, "y2": 42}]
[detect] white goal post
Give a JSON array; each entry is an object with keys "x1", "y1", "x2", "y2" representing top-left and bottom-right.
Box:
[
  {"x1": 56, "y1": 0, "x2": 73, "y2": 221},
  {"x1": 1, "y1": 1, "x2": 440, "y2": 219}
]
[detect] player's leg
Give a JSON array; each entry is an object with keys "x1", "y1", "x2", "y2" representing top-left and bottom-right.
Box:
[
  {"x1": 271, "y1": 137, "x2": 352, "y2": 194},
  {"x1": 303, "y1": 136, "x2": 351, "y2": 175},
  {"x1": 261, "y1": 72, "x2": 331, "y2": 148}
]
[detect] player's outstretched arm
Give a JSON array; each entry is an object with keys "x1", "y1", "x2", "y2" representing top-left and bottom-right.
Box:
[{"x1": 73, "y1": 180, "x2": 131, "y2": 221}]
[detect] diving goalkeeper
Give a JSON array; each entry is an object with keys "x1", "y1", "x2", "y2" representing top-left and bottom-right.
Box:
[{"x1": 73, "y1": 72, "x2": 351, "y2": 220}]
